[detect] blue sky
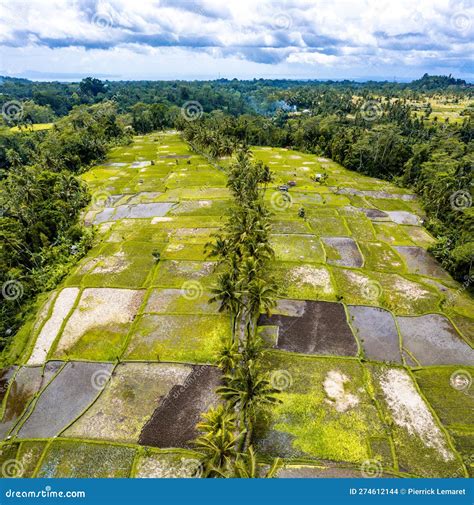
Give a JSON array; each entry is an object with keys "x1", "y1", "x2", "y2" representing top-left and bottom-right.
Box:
[{"x1": 0, "y1": 0, "x2": 472, "y2": 81}]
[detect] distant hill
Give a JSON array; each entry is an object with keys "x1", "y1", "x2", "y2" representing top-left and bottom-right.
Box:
[
  {"x1": 408, "y1": 73, "x2": 469, "y2": 90},
  {"x1": 0, "y1": 75, "x2": 32, "y2": 85}
]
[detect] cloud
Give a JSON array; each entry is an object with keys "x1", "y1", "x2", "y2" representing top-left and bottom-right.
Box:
[
  {"x1": 0, "y1": 0, "x2": 472, "y2": 80},
  {"x1": 287, "y1": 52, "x2": 340, "y2": 66}
]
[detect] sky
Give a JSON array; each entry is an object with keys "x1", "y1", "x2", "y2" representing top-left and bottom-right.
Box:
[{"x1": 0, "y1": 0, "x2": 472, "y2": 82}]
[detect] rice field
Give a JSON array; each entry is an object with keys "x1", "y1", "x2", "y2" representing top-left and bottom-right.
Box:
[{"x1": 1, "y1": 132, "x2": 472, "y2": 478}]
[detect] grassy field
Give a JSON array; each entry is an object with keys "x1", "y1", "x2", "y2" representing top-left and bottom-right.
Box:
[
  {"x1": 1, "y1": 132, "x2": 472, "y2": 478},
  {"x1": 10, "y1": 123, "x2": 54, "y2": 132},
  {"x1": 409, "y1": 97, "x2": 471, "y2": 124}
]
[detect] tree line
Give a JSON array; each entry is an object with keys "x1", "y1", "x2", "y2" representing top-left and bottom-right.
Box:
[
  {"x1": 1, "y1": 74, "x2": 471, "y2": 126},
  {"x1": 180, "y1": 105, "x2": 473, "y2": 286},
  {"x1": 0, "y1": 102, "x2": 130, "y2": 352},
  {"x1": 194, "y1": 148, "x2": 281, "y2": 477}
]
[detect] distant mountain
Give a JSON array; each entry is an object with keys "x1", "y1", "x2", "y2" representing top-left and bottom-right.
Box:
[{"x1": 0, "y1": 75, "x2": 32, "y2": 84}]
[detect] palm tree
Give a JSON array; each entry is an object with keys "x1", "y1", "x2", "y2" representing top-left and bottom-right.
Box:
[
  {"x1": 187, "y1": 131, "x2": 281, "y2": 472},
  {"x1": 196, "y1": 404, "x2": 237, "y2": 436},
  {"x1": 239, "y1": 143, "x2": 252, "y2": 156},
  {"x1": 247, "y1": 278, "x2": 277, "y2": 317},
  {"x1": 245, "y1": 277, "x2": 277, "y2": 340},
  {"x1": 239, "y1": 256, "x2": 259, "y2": 286},
  {"x1": 246, "y1": 240, "x2": 274, "y2": 266},
  {"x1": 209, "y1": 136, "x2": 222, "y2": 159},
  {"x1": 233, "y1": 446, "x2": 282, "y2": 478},
  {"x1": 209, "y1": 271, "x2": 242, "y2": 343},
  {"x1": 204, "y1": 234, "x2": 229, "y2": 263},
  {"x1": 258, "y1": 162, "x2": 273, "y2": 190},
  {"x1": 216, "y1": 337, "x2": 241, "y2": 374},
  {"x1": 217, "y1": 361, "x2": 281, "y2": 451},
  {"x1": 194, "y1": 405, "x2": 241, "y2": 477},
  {"x1": 241, "y1": 332, "x2": 266, "y2": 363},
  {"x1": 221, "y1": 136, "x2": 234, "y2": 157}
]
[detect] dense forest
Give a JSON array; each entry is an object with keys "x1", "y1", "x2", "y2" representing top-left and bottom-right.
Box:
[{"x1": 0, "y1": 74, "x2": 473, "y2": 351}]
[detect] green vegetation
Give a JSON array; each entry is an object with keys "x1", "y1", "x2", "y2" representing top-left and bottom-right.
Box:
[
  {"x1": 194, "y1": 148, "x2": 282, "y2": 477},
  {"x1": 180, "y1": 108, "x2": 472, "y2": 286},
  {"x1": 256, "y1": 354, "x2": 386, "y2": 464},
  {"x1": 0, "y1": 74, "x2": 472, "y2": 478},
  {"x1": 37, "y1": 440, "x2": 136, "y2": 478},
  {"x1": 0, "y1": 102, "x2": 129, "y2": 354}
]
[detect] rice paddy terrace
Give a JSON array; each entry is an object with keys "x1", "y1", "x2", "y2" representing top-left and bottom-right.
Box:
[{"x1": 1, "y1": 132, "x2": 473, "y2": 478}]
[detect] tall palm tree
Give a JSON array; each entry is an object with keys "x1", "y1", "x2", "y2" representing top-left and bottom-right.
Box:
[
  {"x1": 245, "y1": 277, "x2": 277, "y2": 340},
  {"x1": 217, "y1": 361, "x2": 281, "y2": 451},
  {"x1": 194, "y1": 405, "x2": 240, "y2": 478},
  {"x1": 196, "y1": 404, "x2": 237, "y2": 436},
  {"x1": 239, "y1": 256, "x2": 259, "y2": 286},
  {"x1": 258, "y1": 162, "x2": 273, "y2": 191},
  {"x1": 209, "y1": 136, "x2": 222, "y2": 158},
  {"x1": 209, "y1": 271, "x2": 242, "y2": 343},
  {"x1": 204, "y1": 234, "x2": 229, "y2": 263},
  {"x1": 246, "y1": 240, "x2": 274, "y2": 266},
  {"x1": 216, "y1": 337, "x2": 241, "y2": 375},
  {"x1": 221, "y1": 136, "x2": 234, "y2": 157},
  {"x1": 241, "y1": 332, "x2": 266, "y2": 363}
]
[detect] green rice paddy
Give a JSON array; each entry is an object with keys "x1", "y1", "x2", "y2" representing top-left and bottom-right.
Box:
[{"x1": 1, "y1": 132, "x2": 472, "y2": 478}]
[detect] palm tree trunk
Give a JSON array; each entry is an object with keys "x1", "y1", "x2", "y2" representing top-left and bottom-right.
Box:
[
  {"x1": 237, "y1": 409, "x2": 247, "y2": 453},
  {"x1": 237, "y1": 312, "x2": 247, "y2": 352},
  {"x1": 243, "y1": 417, "x2": 253, "y2": 452},
  {"x1": 231, "y1": 313, "x2": 237, "y2": 344},
  {"x1": 234, "y1": 400, "x2": 245, "y2": 453},
  {"x1": 250, "y1": 314, "x2": 257, "y2": 341}
]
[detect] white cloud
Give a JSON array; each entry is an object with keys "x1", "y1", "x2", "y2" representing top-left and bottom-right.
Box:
[
  {"x1": 287, "y1": 52, "x2": 339, "y2": 65},
  {"x1": 0, "y1": 0, "x2": 472, "y2": 80}
]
